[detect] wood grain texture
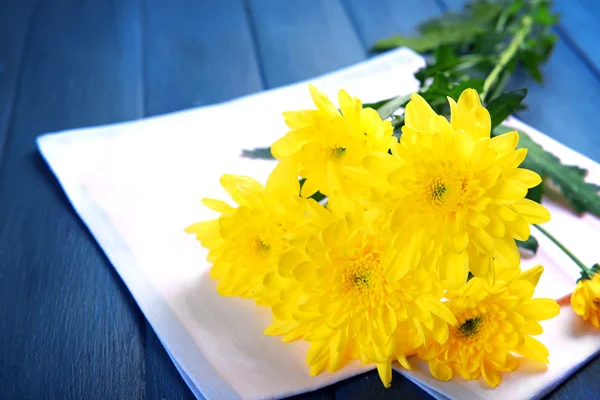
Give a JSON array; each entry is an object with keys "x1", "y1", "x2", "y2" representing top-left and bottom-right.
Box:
[
  {"x1": 144, "y1": 0, "x2": 263, "y2": 116},
  {"x1": 554, "y1": 0, "x2": 600, "y2": 78},
  {"x1": 0, "y1": 0, "x2": 37, "y2": 163},
  {"x1": 245, "y1": 0, "x2": 365, "y2": 88},
  {"x1": 0, "y1": 0, "x2": 146, "y2": 399}
]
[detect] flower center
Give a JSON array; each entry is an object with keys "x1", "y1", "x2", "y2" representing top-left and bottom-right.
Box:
[
  {"x1": 423, "y1": 175, "x2": 468, "y2": 212},
  {"x1": 342, "y1": 252, "x2": 383, "y2": 293},
  {"x1": 254, "y1": 238, "x2": 271, "y2": 256},
  {"x1": 328, "y1": 146, "x2": 347, "y2": 160},
  {"x1": 428, "y1": 178, "x2": 447, "y2": 201},
  {"x1": 458, "y1": 316, "x2": 483, "y2": 337}
]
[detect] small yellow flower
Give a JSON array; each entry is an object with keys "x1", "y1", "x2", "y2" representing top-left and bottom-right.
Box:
[
  {"x1": 418, "y1": 265, "x2": 560, "y2": 387},
  {"x1": 366, "y1": 89, "x2": 550, "y2": 288},
  {"x1": 185, "y1": 159, "x2": 332, "y2": 306},
  {"x1": 271, "y1": 85, "x2": 395, "y2": 200},
  {"x1": 571, "y1": 266, "x2": 600, "y2": 328},
  {"x1": 264, "y1": 212, "x2": 456, "y2": 388}
]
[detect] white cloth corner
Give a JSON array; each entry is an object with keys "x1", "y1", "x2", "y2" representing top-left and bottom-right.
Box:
[{"x1": 36, "y1": 48, "x2": 600, "y2": 400}]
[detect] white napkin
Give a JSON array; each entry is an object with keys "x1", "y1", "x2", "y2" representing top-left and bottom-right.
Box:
[{"x1": 36, "y1": 48, "x2": 600, "y2": 400}]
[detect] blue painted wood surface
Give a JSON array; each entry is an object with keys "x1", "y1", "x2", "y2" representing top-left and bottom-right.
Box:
[{"x1": 0, "y1": 0, "x2": 599, "y2": 399}]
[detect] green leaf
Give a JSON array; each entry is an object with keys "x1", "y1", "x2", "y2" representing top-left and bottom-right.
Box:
[
  {"x1": 519, "y1": 50, "x2": 543, "y2": 83},
  {"x1": 493, "y1": 125, "x2": 600, "y2": 217},
  {"x1": 526, "y1": 183, "x2": 543, "y2": 203},
  {"x1": 362, "y1": 97, "x2": 394, "y2": 110},
  {"x1": 516, "y1": 235, "x2": 539, "y2": 253},
  {"x1": 242, "y1": 147, "x2": 275, "y2": 160},
  {"x1": 485, "y1": 88, "x2": 527, "y2": 128},
  {"x1": 376, "y1": 93, "x2": 412, "y2": 120}
]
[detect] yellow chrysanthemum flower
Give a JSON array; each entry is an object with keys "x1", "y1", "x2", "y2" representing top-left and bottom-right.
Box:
[
  {"x1": 418, "y1": 265, "x2": 560, "y2": 387},
  {"x1": 271, "y1": 85, "x2": 395, "y2": 201},
  {"x1": 370, "y1": 89, "x2": 550, "y2": 288},
  {"x1": 185, "y1": 159, "x2": 333, "y2": 306},
  {"x1": 264, "y1": 212, "x2": 456, "y2": 388},
  {"x1": 571, "y1": 266, "x2": 600, "y2": 328}
]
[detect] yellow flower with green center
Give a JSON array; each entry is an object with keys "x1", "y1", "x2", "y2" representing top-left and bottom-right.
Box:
[
  {"x1": 185, "y1": 159, "x2": 333, "y2": 306},
  {"x1": 571, "y1": 266, "x2": 600, "y2": 328},
  {"x1": 264, "y1": 212, "x2": 457, "y2": 388},
  {"x1": 369, "y1": 89, "x2": 550, "y2": 288},
  {"x1": 271, "y1": 85, "x2": 395, "y2": 200},
  {"x1": 418, "y1": 265, "x2": 560, "y2": 387}
]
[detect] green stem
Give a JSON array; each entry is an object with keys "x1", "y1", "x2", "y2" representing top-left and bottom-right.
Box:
[
  {"x1": 534, "y1": 224, "x2": 593, "y2": 277},
  {"x1": 481, "y1": 15, "x2": 533, "y2": 101}
]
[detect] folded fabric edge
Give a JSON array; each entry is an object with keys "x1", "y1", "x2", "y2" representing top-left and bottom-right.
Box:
[{"x1": 35, "y1": 136, "x2": 241, "y2": 400}]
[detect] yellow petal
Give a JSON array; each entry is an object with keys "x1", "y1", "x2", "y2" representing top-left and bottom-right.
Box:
[
  {"x1": 266, "y1": 159, "x2": 300, "y2": 197},
  {"x1": 376, "y1": 362, "x2": 393, "y2": 388},
  {"x1": 271, "y1": 132, "x2": 305, "y2": 158},
  {"x1": 427, "y1": 300, "x2": 457, "y2": 325},
  {"x1": 200, "y1": 198, "x2": 232, "y2": 213},
  {"x1": 493, "y1": 236, "x2": 520, "y2": 268},
  {"x1": 452, "y1": 231, "x2": 469, "y2": 253},
  {"x1": 511, "y1": 199, "x2": 551, "y2": 224},
  {"x1": 376, "y1": 305, "x2": 398, "y2": 335},
  {"x1": 571, "y1": 284, "x2": 587, "y2": 316},
  {"x1": 300, "y1": 176, "x2": 322, "y2": 198},
  {"x1": 309, "y1": 84, "x2": 338, "y2": 114},
  {"x1": 504, "y1": 168, "x2": 542, "y2": 188},
  {"x1": 405, "y1": 93, "x2": 438, "y2": 132},
  {"x1": 517, "y1": 265, "x2": 544, "y2": 287},
  {"x1": 449, "y1": 89, "x2": 490, "y2": 141},
  {"x1": 429, "y1": 359, "x2": 453, "y2": 381},
  {"x1": 514, "y1": 336, "x2": 550, "y2": 363},
  {"x1": 338, "y1": 89, "x2": 361, "y2": 128},
  {"x1": 453, "y1": 130, "x2": 475, "y2": 160},
  {"x1": 523, "y1": 321, "x2": 544, "y2": 335},
  {"x1": 307, "y1": 340, "x2": 329, "y2": 366},
  {"x1": 467, "y1": 211, "x2": 491, "y2": 228},
  {"x1": 220, "y1": 174, "x2": 264, "y2": 206},
  {"x1": 488, "y1": 178, "x2": 528, "y2": 204},
  {"x1": 440, "y1": 251, "x2": 469, "y2": 290},
  {"x1": 482, "y1": 359, "x2": 502, "y2": 387},
  {"x1": 489, "y1": 130, "x2": 519, "y2": 156},
  {"x1": 517, "y1": 298, "x2": 560, "y2": 321},
  {"x1": 387, "y1": 230, "x2": 423, "y2": 281}
]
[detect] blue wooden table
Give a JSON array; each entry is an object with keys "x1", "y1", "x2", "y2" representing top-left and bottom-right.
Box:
[{"x1": 1, "y1": 0, "x2": 599, "y2": 398}]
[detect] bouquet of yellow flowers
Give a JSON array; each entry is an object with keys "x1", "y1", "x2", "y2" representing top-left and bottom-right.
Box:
[
  {"x1": 186, "y1": 0, "x2": 600, "y2": 390},
  {"x1": 186, "y1": 86, "x2": 561, "y2": 388}
]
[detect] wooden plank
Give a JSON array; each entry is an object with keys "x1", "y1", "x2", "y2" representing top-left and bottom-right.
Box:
[
  {"x1": 245, "y1": 0, "x2": 365, "y2": 88},
  {"x1": 554, "y1": 0, "x2": 600, "y2": 77},
  {"x1": 0, "y1": 0, "x2": 37, "y2": 163},
  {"x1": 0, "y1": 0, "x2": 146, "y2": 398},
  {"x1": 143, "y1": 0, "x2": 263, "y2": 116},
  {"x1": 341, "y1": 0, "x2": 442, "y2": 51}
]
